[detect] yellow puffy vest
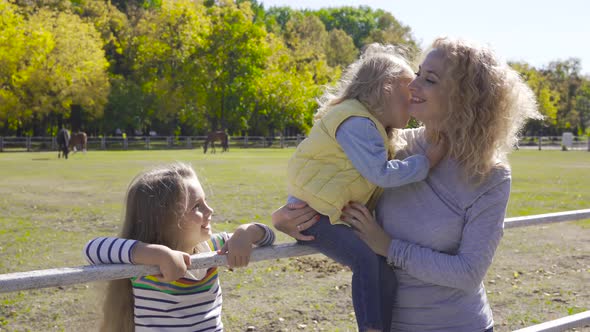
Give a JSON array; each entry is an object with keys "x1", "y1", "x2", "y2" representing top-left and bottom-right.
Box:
[{"x1": 287, "y1": 99, "x2": 392, "y2": 224}]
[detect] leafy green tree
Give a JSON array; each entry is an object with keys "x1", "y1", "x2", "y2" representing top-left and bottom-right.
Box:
[
  {"x1": 201, "y1": 0, "x2": 272, "y2": 132},
  {"x1": 362, "y1": 12, "x2": 419, "y2": 59},
  {"x1": 325, "y1": 28, "x2": 358, "y2": 68},
  {"x1": 73, "y1": 0, "x2": 132, "y2": 76},
  {"x1": 575, "y1": 82, "x2": 590, "y2": 135},
  {"x1": 27, "y1": 8, "x2": 110, "y2": 133},
  {"x1": 110, "y1": 0, "x2": 162, "y2": 13},
  {"x1": 512, "y1": 62, "x2": 559, "y2": 135},
  {"x1": 128, "y1": 0, "x2": 209, "y2": 134},
  {"x1": 544, "y1": 59, "x2": 583, "y2": 132},
  {"x1": 247, "y1": 35, "x2": 318, "y2": 136},
  {"x1": 8, "y1": 0, "x2": 579, "y2": 139},
  {"x1": 281, "y1": 13, "x2": 338, "y2": 86},
  {"x1": 0, "y1": 2, "x2": 108, "y2": 135},
  {"x1": 263, "y1": 5, "x2": 295, "y2": 33},
  {"x1": 0, "y1": 0, "x2": 53, "y2": 134},
  {"x1": 101, "y1": 77, "x2": 144, "y2": 135},
  {"x1": 315, "y1": 6, "x2": 377, "y2": 48}
]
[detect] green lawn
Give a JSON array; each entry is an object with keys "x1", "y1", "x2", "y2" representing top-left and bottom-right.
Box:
[
  {"x1": 507, "y1": 150, "x2": 590, "y2": 215},
  {"x1": 0, "y1": 149, "x2": 588, "y2": 331}
]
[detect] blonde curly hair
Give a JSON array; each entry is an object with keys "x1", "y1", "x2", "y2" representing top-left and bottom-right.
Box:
[{"x1": 426, "y1": 37, "x2": 542, "y2": 181}]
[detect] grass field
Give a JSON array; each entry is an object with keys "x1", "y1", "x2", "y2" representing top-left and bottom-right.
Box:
[{"x1": 0, "y1": 149, "x2": 589, "y2": 331}]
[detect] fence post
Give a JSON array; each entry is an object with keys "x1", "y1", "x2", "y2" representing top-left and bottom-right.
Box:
[
  {"x1": 101, "y1": 137, "x2": 106, "y2": 150},
  {"x1": 168, "y1": 136, "x2": 172, "y2": 148},
  {"x1": 244, "y1": 134, "x2": 248, "y2": 148},
  {"x1": 0, "y1": 137, "x2": 3, "y2": 152},
  {"x1": 26, "y1": 136, "x2": 31, "y2": 152},
  {"x1": 587, "y1": 136, "x2": 590, "y2": 152},
  {"x1": 123, "y1": 137, "x2": 128, "y2": 150},
  {"x1": 186, "y1": 137, "x2": 192, "y2": 149},
  {"x1": 146, "y1": 136, "x2": 150, "y2": 150},
  {"x1": 538, "y1": 136, "x2": 542, "y2": 150},
  {"x1": 51, "y1": 137, "x2": 56, "y2": 150}
]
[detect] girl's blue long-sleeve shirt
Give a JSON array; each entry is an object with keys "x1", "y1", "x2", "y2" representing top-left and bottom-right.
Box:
[
  {"x1": 335, "y1": 116, "x2": 429, "y2": 187},
  {"x1": 289, "y1": 116, "x2": 429, "y2": 205}
]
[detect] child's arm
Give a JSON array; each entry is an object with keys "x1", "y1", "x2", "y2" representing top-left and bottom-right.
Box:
[
  {"x1": 336, "y1": 117, "x2": 435, "y2": 188},
  {"x1": 131, "y1": 242, "x2": 191, "y2": 282},
  {"x1": 218, "y1": 223, "x2": 275, "y2": 268},
  {"x1": 84, "y1": 237, "x2": 190, "y2": 282}
]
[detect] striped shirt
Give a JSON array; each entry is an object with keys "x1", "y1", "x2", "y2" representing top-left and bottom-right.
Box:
[{"x1": 84, "y1": 224, "x2": 275, "y2": 332}]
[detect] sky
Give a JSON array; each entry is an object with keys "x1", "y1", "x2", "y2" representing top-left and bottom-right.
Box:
[{"x1": 259, "y1": 0, "x2": 590, "y2": 75}]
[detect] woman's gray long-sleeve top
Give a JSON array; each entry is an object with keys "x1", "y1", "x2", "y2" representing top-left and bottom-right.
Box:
[{"x1": 379, "y1": 127, "x2": 511, "y2": 332}]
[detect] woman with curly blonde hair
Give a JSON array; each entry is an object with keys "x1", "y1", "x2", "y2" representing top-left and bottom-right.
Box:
[
  {"x1": 413, "y1": 37, "x2": 539, "y2": 182},
  {"x1": 273, "y1": 36, "x2": 541, "y2": 332}
]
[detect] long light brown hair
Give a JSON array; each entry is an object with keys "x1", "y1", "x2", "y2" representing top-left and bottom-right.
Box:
[
  {"x1": 101, "y1": 163, "x2": 197, "y2": 332},
  {"x1": 427, "y1": 37, "x2": 542, "y2": 181}
]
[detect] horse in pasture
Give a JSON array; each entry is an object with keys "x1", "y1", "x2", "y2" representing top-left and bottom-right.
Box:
[
  {"x1": 56, "y1": 128, "x2": 70, "y2": 159},
  {"x1": 203, "y1": 131, "x2": 229, "y2": 154},
  {"x1": 69, "y1": 131, "x2": 88, "y2": 154}
]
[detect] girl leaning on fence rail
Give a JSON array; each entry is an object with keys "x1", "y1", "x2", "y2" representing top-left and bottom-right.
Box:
[
  {"x1": 273, "y1": 36, "x2": 543, "y2": 332},
  {"x1": 83, "y1": 162, "x2": 275, "y2": 332}
]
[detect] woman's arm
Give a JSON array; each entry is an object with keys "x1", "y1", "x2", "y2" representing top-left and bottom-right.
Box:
[
  {"x1": 83, "y1": 237, "x2": 190, "y2": 282},
  {"x1": 343, "y1": 179, "x2": 510, "y2": 292}
]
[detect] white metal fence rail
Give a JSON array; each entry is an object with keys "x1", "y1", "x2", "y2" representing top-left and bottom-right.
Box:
[{"x1": 1, "y1": 208, "x2": 589, "y2": 331}]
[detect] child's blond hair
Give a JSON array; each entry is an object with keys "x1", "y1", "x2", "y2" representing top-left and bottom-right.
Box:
[{"x1": 315, "y1": 43, "x2": 414, "y2": 122}]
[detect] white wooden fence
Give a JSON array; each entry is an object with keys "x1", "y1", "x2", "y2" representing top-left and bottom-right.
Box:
[
  {"x1": 0, "y1": 135, "x2": 305, "y2": 152},
  {"x1": 518, "y1": 135, "x2": 590, "y2": 151},
  {"x1": 2, "y1": 135, "x2": 590, "y2": 152},
  {"x1": 1, "y1": 209, "x2": 589, "y2": 331}
]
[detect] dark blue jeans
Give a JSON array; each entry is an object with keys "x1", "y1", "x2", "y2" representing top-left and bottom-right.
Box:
[{"x1": 300, "y1": 215, "x2": 397, "y2": 331}]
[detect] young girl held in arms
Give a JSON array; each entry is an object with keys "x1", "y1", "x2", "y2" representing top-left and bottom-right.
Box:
[{"x1": 84, "y1": 163, "x2": 275, "y2": 332}]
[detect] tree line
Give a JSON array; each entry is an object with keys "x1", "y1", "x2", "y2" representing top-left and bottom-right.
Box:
[{"x1": 1, "y1": 0, "x2": 588, "y2": 137}]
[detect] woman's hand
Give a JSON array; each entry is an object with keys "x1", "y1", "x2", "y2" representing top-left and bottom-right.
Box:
[
  {"x1": 341, "y1": 202, "x2": 392, "y2": 257},
  {"x1": 271, "y1": 202, "x2": 320, "y2": 241}
]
